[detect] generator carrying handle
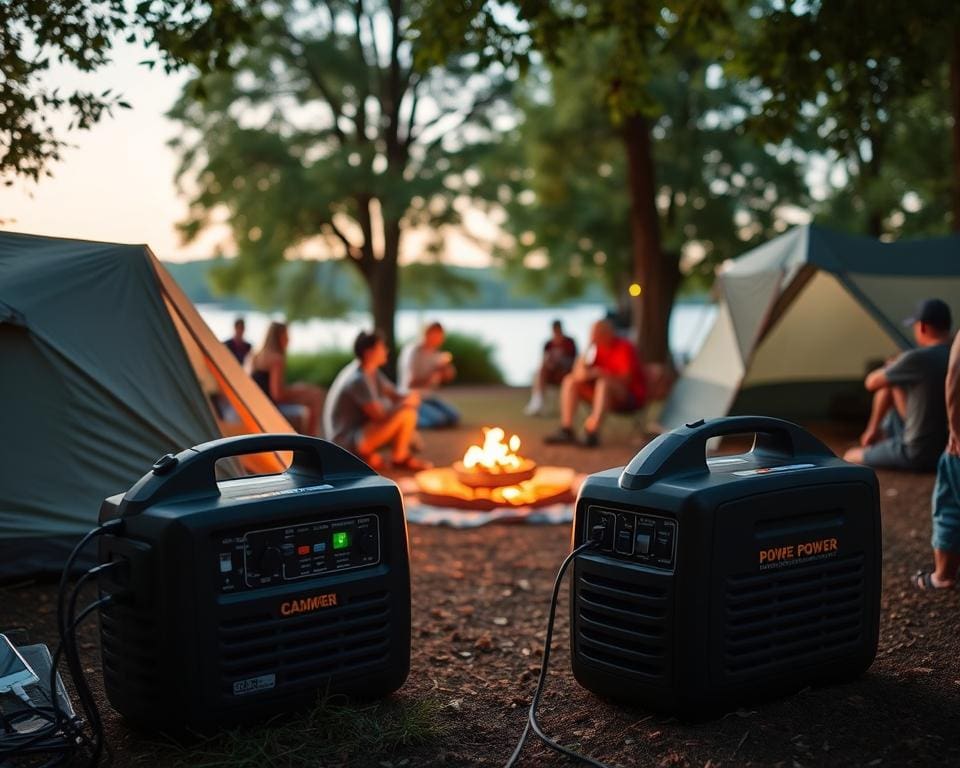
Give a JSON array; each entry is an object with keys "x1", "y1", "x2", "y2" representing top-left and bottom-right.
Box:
[
  {"x1": 118, "y1": 434, "x2": 375, "y2": 517},
  {"x1": 619, "y1": 416, "x2": 835, "y2": 490}
]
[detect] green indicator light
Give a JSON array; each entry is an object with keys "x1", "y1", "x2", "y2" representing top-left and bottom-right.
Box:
[{"x1": 332, "y1": 531, "x2": 350, "y2": 550}]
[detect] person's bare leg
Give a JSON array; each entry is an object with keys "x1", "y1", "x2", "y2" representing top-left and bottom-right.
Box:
[
  {"x1": 584, "y1": 377, "x2": 611, "y2": 434},
  {"x1": 932, "y1": 549, "x2": 960, "y2": 587},
  {"x1": 283, "y1": 382, "x2": 326, "y2": 435},
  {"x1": 891, "y1": 386, "x2": 907, "y2": 420},
  {"x1": 389, "y1": 406, "x2": 418, "y2": 462},
  {"x1": 357, "y1": 409, "x2": 409, "y2": 456},
  {"x1": 860, "y1": 387, "x2": 893, "y2": 447},
  {"x1": 559, "y1": 373, "x2": 579, "y2": 428}
]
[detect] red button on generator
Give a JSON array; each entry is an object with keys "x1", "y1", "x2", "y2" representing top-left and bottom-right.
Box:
[{"x1": 297, "y1": 545, "x2": 310, "y2": 556}]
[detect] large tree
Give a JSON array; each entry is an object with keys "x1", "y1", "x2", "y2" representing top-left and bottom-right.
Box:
[
  {"x1": 416, "y1": 0, "x2": 730, "y2": 365},
  {"x1": 488, "y1": 30, "x2": 808, "y2": 318},
  {"x1": 738, "y1": 0, "x2": 960, "y2": 234},
  {"x1": 170, "y1": 0, "x2": 513, "y2": 350},
  {"x1": 0, "y1": 1, "x2": 258, "y2": 184}
]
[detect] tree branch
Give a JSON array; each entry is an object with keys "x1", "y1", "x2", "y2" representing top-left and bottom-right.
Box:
[
  {"x1": 328, "y1": 220, "x2": 365, "y2": 263},
  {"x1": 281, "y1": 27, "x2": 347, "y2": 144}
]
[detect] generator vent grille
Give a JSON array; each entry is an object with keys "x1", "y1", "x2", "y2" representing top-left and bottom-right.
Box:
[
  {"x1": 217, "y1": 589, "x2": 391, "y2": 692},
  {"x1": 100, "y1": 601, "x2": 161, "y2": 697},
  {"x1": 723, "y1": 554, "x2": 864, "y2": 675},
  {"x1": 575, "y1": 568, "x2": 669, "y2": 680}
]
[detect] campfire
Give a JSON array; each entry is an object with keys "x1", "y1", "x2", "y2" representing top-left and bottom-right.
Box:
[
  {"x1": 415, "y1": 426, "x2": 576, "y2": 510},
  {"x1": 453, "y1": 427, "x2": 537, "y2": 487}
]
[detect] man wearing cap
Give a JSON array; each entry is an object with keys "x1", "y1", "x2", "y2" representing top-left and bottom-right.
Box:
[{"x1": 844, "y1": 298, "x2": 953, "y2": 471}]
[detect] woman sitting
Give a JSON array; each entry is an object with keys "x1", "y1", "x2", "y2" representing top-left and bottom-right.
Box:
[{"x1": 248, "y1": 321, "x2": 325, "y2": 436}]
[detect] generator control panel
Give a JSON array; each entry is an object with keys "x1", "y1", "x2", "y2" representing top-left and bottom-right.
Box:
[
  {"x1": 587, "y1": 505, "x2": 676, "y2": 571},
  {"x1": 215, "y1": 513, "x2": 381, "y2": 593}
]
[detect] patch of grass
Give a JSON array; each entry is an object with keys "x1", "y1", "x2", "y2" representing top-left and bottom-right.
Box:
[{"x1": 158, "y1": 695, "x2": 447, "y2": 768}]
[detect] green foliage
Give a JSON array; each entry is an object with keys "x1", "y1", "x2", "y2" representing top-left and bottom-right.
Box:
[
  {"x1": 285, "y1": 332, "x2": 504, "y2": 387},
  {"x1": 158, "y1": 695, "x2": 446, "y2": 767},
  {"x1": 485, "y1": 19, "x2": 809, "y2": 306},
  {"x1": 169, "y1": 0, "x2": 515, "y2": 345},
  {"x1": 286, "y1": 350, "x2": 355, "y2": 389},
  {"x1": 440, "y1": 331, "x2": 505, "y2": 385},
  {"x1": 0, "y1": 1, "x2": 258, "y2": 184},
  {"x1": 736, "y1": 0, "x2": 960, "y2": 234}
]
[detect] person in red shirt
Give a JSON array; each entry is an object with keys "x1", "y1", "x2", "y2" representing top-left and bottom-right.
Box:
[
  {"x1": 524, "y1": 319, "x2": 578, "y2": 415},
  {"x1": 545, "y1": 319, "x2": 646, "y2": 447}
]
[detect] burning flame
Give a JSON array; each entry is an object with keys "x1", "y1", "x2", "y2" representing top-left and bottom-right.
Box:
[{"x1": 462, "y1": 427, "x2": 524, "y2": 472}]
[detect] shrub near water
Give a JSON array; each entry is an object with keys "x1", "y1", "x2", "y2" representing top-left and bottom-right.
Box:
[
  {"x1": 438, "y1": 331, "x2": 504, "y2": 385},
  {"x1": 286, "y1": 350, "x2": 355, "y2": 388},
  {"x1": 286, "y1": 333, "x2": 504, "y2": 387}
]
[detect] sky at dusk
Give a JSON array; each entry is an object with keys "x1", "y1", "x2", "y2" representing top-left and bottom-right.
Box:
[{"x1": 0, "y1": 41, "x2": 494, "y2": 266}]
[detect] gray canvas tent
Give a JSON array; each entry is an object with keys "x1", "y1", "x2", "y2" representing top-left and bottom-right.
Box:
[
  {"x1": 660, "y1": 224, "x2": 960, "y2": 431},
  {"x1": 0, "y1": 231, "x2": 294, "y2": 579}
]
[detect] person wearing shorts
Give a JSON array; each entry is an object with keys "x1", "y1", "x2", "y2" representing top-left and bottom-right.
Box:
[
  {"x1": 844, "y1": 299, "x2": 952, "y2": 472},
  {"x1": 544, "y1": 319, "x2": 646, "y2": 448},
  {"x1": 524, "y1": 319, "x2": 577, "y2": 416},
  {"x1": 324, "y1": 330, "x2": 432, "y2": 472},
  {"x1": 915, "y1": 327, "x2": 960, "y2": 589}
]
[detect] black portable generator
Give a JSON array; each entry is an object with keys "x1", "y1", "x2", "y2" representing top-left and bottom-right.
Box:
[
  {"x1": 96, "y1": 434, "x2": 410, "y2": 732},
  {"x1": 570, "y1": 416, "x2": 881, "y2": 716}
]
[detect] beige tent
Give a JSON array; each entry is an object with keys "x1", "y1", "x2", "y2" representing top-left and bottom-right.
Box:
[
  {"x1": 660, "y1": 225, "x2": 960, "y2": 430},
  {"x1": 0, "y1": 231, "x2": 294, "y2": 577}
]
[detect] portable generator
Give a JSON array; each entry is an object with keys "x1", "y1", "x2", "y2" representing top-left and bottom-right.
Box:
[
  {"x1": 570, "y1": 416, "x2": 881, "y2": 716},
  {"x1": 96, "y1": 434, "x2": 410, "y2": 732}
]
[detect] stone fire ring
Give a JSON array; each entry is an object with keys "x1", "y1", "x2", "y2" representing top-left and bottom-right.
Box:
[{"x1": 452, "y1": 458, "x2": 537, "y2": 488}]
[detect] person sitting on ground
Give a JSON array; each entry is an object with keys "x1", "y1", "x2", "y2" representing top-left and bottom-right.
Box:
[
  {"x1": 524, "y1": 319, "x2": 578, "y2": 416},
  {"x1": 248, "y1": 321, "x2": 325, "y2": 436},
  {"x1": 398, "y1": 321, "x2": 460, "y2": 429},
  {"x1": 323, "y1": 330, "x2": 432, "y2": 471},
  {"x1": 915, "y1": 326, "x2": 960, "y2": 589},
  {"x1": 844, "y1": 298, "x2": 953, "y2": 471},
  {"x1": 224, "y1": 316, "x2": 251, "y2": 365},
  {"x1": 544, "y1": 319, "x2": 647, "y2": 448}
]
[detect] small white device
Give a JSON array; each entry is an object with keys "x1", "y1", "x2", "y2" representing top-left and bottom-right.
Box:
[{"x1": 0, "y1": 633, "x2": 39, "y2": 694}]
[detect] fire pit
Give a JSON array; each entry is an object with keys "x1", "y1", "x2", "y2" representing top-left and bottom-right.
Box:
[{"x1": 415, "y1": 427, "x2": 577, "y2": 510}]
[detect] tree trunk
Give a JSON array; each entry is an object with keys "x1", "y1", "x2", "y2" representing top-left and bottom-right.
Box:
[
  {"x1": 363, "y1": 218, "x2": 401, "y2": 376},
  {"x1": 622, "y1": 112, "x2": 674, "y2": 365},
  {"x1": 951, "y1": 24, "x2": 960, "y2": 231}
]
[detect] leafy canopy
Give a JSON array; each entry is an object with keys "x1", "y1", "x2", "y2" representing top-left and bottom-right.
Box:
[
  {"x1": 0, "y1": 1, "x2": 258, "y2": 183},
  {"x1": 170, "y1": 0, "x2": 514, "y2": 322}
]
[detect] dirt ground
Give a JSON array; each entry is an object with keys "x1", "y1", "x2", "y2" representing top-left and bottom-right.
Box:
[{"x1": 3, "y1": 386, "x2": 960, "y2": 767}]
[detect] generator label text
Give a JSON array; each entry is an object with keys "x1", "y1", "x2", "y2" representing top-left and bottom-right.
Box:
[
  {"x1": 233, "y1": 673, "x2": 276, "y2": 696},
  {"x1": 280, "y1": 593, "x2": 338, "y2": 616},
  {"x1": 759, "y1": 537, "x2": 838, "y2": 570}
]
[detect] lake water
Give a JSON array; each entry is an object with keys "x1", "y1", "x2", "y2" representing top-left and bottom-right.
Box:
[{"x1": 197, "y1": 302, "x2": 718, "y2": 386}]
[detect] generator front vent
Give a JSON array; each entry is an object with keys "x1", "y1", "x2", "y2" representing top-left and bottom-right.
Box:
[
  {"x1": 100, "y1": 601, "x2": 161, "y2": 698},
  {"x1": 723, "y1": 554, "x2": 864, "y2": 675},
  {"x1": 217, "y1": 589, "x2": 392, "y2": 692},
  {"x1": 575, "y1": 567, "x2": 669, "y2": 680}
]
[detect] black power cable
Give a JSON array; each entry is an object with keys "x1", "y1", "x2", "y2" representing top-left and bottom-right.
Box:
[{"x1": 505, "y1": 528, "x2": 614, "y2": 768}]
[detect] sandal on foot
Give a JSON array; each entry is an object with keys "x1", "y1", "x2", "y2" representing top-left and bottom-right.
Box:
[
  {"x1": 392, "y1": 455, "x2": 433, "y2": 471},
  {"x1": 913, "y1": 570, "x2": 953, "y2": 590},
  {"x1": 582, "y1": 430, "x2": 600, "y2": 448}
]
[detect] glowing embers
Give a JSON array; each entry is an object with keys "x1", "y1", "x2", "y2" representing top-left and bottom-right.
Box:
[{"x1": 416, "y1": 427, "x2": 575, "y2": 510}]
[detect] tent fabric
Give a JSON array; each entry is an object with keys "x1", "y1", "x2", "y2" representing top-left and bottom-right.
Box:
[
  {"x1": 660, "y1": 224, "x2": 960, "y2": 431},
  {"x1": 0, "y1": 231, "x2": 293, "y2": 579}
]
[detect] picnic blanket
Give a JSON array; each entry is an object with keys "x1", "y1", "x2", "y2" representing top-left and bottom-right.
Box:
[{"x1": 396, "y1": 475, "x2": 577, "y2": 528}]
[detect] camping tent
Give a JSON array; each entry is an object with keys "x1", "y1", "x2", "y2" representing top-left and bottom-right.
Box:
[
  {"x1": 0, "y1": 231, "x2": 294, "y2": 579},
  {"x1": 660, "y1": 224, "x2": 960, "y2": 431}
]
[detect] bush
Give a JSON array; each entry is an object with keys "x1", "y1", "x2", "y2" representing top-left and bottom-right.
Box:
[
  {"x1": 286, "y1": 349, "x2": 354, "y2": 388},
  {"x1": 286, "y1": 332, "x2": 504, "y2": 388},
  {"x1": 441, "y1": 331, "x2": 504, "y2": 385}
]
